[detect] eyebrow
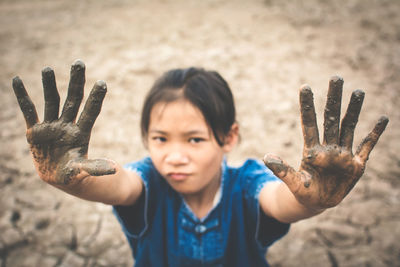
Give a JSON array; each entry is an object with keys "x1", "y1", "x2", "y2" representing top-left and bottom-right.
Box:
[
  {"x1": 149, "y1": 129, "x2": 209, "y2": 136},
  {"x1": 149, "y1": 129, "x2": 167, "y2": 134},
  {"x1": 185, "y1": 130, "x2": 209, "y2": 136}
]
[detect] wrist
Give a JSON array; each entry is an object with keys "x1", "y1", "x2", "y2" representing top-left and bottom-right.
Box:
[{"x1": 297, "y1": 200, "x2": 326, "y2": 216}]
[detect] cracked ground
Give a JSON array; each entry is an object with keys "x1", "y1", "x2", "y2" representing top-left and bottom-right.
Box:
[{"x1": 1, "y1": 0, "x2": 399, "y2": 266}]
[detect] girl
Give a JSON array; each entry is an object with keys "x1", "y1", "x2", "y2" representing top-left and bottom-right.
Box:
[{"x1": 12, "y1": 60, "x2": 388, "y2": 266}]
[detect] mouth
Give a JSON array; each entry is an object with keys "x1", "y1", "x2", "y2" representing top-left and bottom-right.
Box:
[{"x1": 167, "y1": 172, "x2": 190, "y2": 181}]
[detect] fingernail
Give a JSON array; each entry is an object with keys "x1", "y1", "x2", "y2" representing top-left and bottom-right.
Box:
[
  {"x1": 330, "y1": 75, "x2": 343, "y2": 84},
  {"x1": 95, "y1": 80, "x2": 107, "y2": 91},
  {"x1": 42, "y1": 67, "x2": 54, "y2": 75},
  {"x1": 263, "y1": 154, "x2": 282, "y2": 165},
  {"x1": 72, "y1": 59, "x2": 85, "y2": 70}
]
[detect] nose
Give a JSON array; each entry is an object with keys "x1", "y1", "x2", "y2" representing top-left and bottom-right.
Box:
[{"x1": 165, "y1": 150, "x2": 189, "y2": 165}]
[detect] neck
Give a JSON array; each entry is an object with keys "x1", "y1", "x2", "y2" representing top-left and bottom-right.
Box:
[{"x1": 183, "y1": 172, "x2": 221, "y2": 219}]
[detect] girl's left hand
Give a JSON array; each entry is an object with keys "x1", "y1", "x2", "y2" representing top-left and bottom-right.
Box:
[{"x1": 263, "y1": 76, "x2": 388, "y2": 211}]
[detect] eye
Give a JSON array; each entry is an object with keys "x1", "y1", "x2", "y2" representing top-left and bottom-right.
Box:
[
  {"x1": 189, "y1": 137, "x2": 205, "y2": 144},
  {"x1": 152, "y1": 136, "x2": 167, "y2": 143}
]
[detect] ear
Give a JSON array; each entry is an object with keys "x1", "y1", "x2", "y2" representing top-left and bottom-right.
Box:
[{"x1": 222, "y1": 123, "x2": 239, "y2": 153}]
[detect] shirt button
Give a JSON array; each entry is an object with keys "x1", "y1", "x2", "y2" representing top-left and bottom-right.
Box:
[{"x1": 195, "y1": 224, "x2": 207, "y2": 234}]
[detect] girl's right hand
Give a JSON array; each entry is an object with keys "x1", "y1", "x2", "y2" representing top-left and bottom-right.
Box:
[{"x1": 12, "y1": 60, "x2": 116, "y2": 186}]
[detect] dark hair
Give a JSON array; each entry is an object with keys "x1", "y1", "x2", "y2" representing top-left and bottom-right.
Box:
[{"x1": 140, "y1": 67, "x2": 236, "y2": 146}]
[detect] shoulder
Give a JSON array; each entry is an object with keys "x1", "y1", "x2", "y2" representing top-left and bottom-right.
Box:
[
  {"x1": 124, "y1": 157, "x2": 154, "y2": 173},
  {"x1": 226, "y1": 158, "x2": 280, "y2": 198},
  {"x1": 124, "y1": 157, "x2": 159, "y2": 182},
  {"x1": 227, "y1": 158, "x2": 278, "y2": 182}
]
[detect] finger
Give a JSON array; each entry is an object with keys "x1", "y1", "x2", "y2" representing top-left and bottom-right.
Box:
[
  {"x1": 77, "y1": 80, "x2": 107, "y2": 133},
  {"x1": 263, "y1": 154, "x2": 305, "y2": 190},
  {"x1": 12, "y1": 76, "x2": 39, "y2": 128},
  {"x1": 57, "y1": 158, "x2": 116, "y2": 185},
  {"x1": 323, "y1": 75, "x2": 343, "y2": 145},
  {"x1": 355, "y1": 116, "x2": 389, "y2": 163},
  {"x1": 42, "y1": 67, "x2": 60, "y2": 122},
  {"x1": 300, "y1": 85, "x2": 320, "y2": 148},
  {"x1": 60, "y1": 59, "x2": 85, "y2": 123},
  {"x1": 81, "y1": 158, "x2": 117, "y2": 176},
  {"x1": 339, "y1": 90, "x2": 365, "y2": 150}
]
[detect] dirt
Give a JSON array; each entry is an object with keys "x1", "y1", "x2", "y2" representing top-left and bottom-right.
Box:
[{"x1": 1, "y1": 0, "x2": 399, "y2": 266}]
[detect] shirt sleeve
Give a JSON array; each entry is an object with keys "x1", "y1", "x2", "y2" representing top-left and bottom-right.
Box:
[
  {"x1": 240, "y1": 159, "x2": 290, "y2": 248},
  {"x1": 112, "y1": 157, "x2": 155, "y2": 239}
]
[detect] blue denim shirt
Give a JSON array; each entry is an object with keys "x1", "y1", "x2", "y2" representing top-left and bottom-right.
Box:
[{"x1": 113, "y1": 157, "x2": 290, "y2": 267}]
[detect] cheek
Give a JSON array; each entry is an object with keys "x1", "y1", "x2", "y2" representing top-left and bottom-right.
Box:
[
  {"x1": 150, "y1": 156, "x2": 165, "y2": 178},
  {"x1": 199, "y1": 148, "x2": 224, "y2": 169},
  {"x1": 148, "y1": 146, "x2": 163, "y2": 167},
  {"x1": 149, "y1": 147, "x2": 162, "y2": 160}
]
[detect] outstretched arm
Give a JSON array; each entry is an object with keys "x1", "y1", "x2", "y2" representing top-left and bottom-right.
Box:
[
  {"x1": 12, "y1": 60, "x2": 143, "y2": 205},
  {"x1": 260, "y1": 76, "x2": 388, "y2": 223}
]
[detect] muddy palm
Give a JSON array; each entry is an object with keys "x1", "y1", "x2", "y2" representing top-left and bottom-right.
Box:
[
  {"x1": 12, "y1": 60, "x2": 116, "y2": 187},
  {"x1": 264, "y1": 76, "x2": 388, "y2": 211}
]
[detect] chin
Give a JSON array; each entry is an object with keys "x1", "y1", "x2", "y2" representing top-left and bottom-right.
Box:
[{"x1": 168, "y1": 183, "x2": 199, "y2": 196}]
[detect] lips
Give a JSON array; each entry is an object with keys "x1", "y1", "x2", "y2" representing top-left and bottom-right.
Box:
[{"x1": 167, "y1": 172, "x2": 190, "y2": 181}]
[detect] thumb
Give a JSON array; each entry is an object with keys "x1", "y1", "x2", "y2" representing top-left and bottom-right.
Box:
[
  {"x1": 263, "y1": 154, "x2": 302, "y2": 190},
  {"x1": 56, "y1": 158, "x2": 117, "y2": 185},
  {"x1": 80, "y1": 158, "x2": 117, "y2": 176}
]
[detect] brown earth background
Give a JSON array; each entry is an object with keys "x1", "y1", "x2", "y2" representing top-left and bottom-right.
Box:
[{"x1": 0, "y1": 0, "x2": 399, "y2": 266}]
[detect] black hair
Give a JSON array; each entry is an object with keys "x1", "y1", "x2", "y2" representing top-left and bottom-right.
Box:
[{"x1": 140, "y1": 67, "x2": 236, "y2": 146}]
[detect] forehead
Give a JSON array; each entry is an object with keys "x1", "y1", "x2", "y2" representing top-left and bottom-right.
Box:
[{"x1": 149, "y1": 100, "x2": 209, "y2": 131}]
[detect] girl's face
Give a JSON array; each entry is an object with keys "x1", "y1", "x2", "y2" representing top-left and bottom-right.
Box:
[{"x1": 147, "y1": 99, "x2": 237, "y2": 198}]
